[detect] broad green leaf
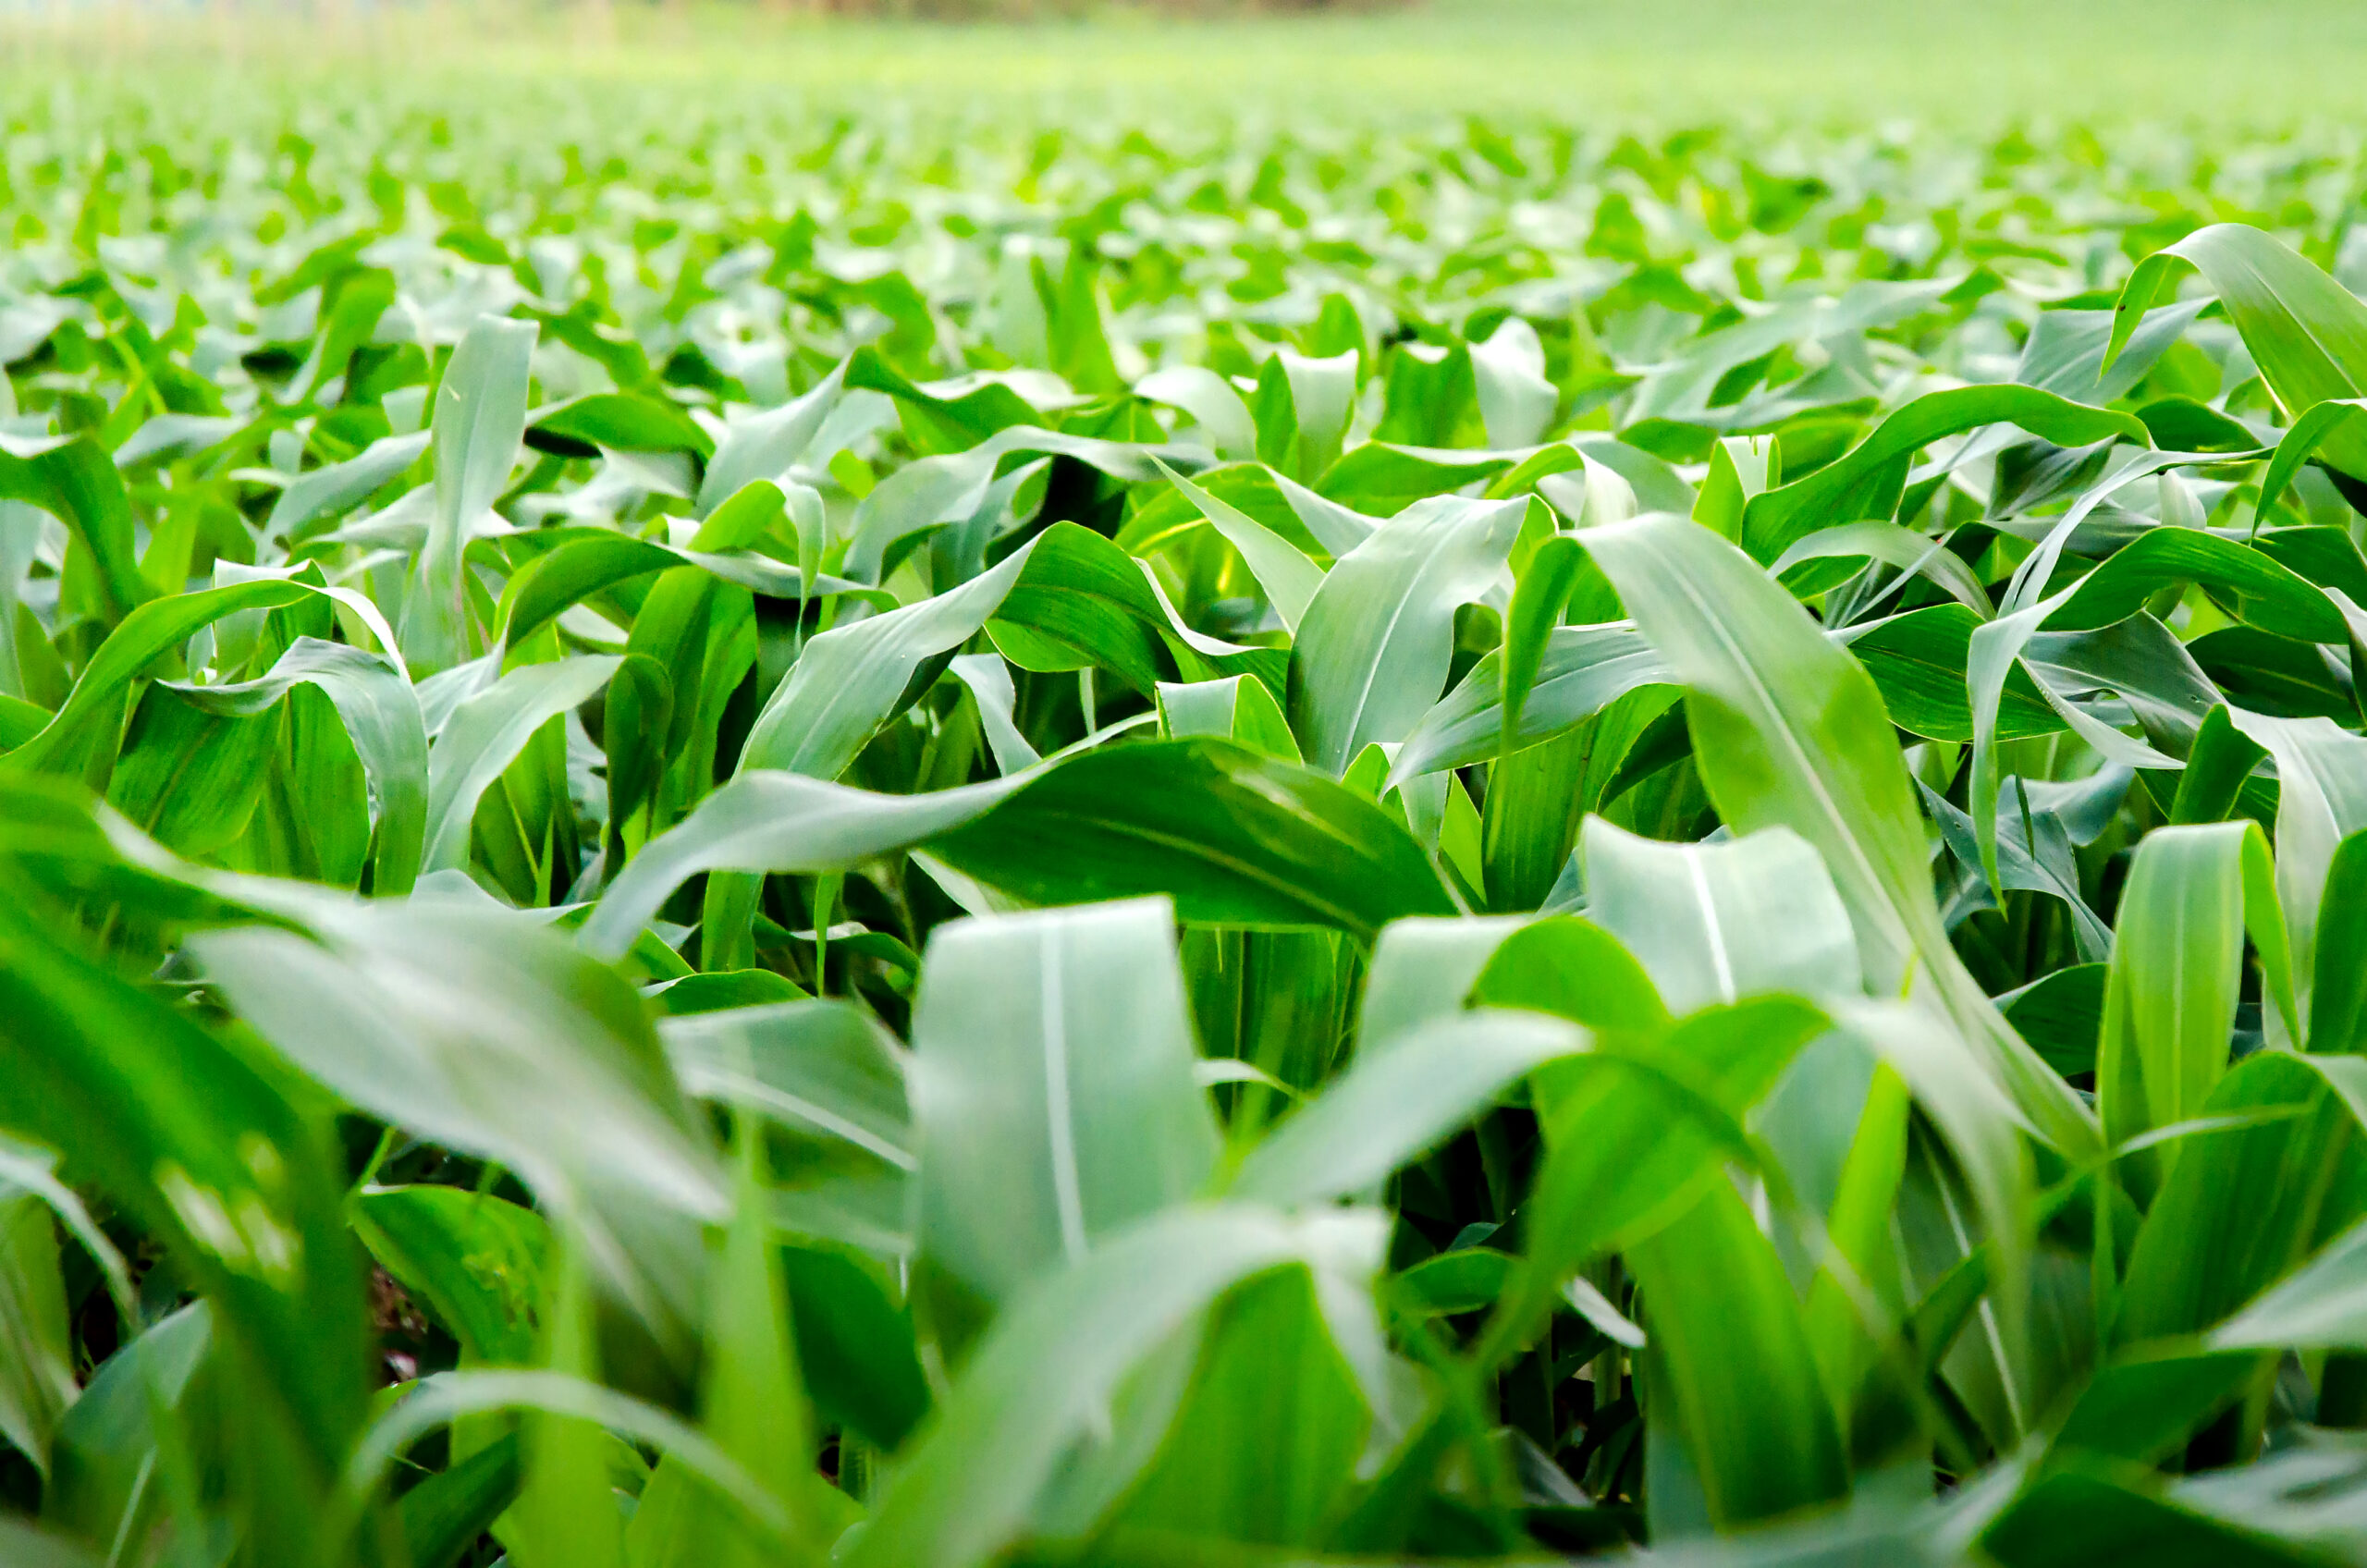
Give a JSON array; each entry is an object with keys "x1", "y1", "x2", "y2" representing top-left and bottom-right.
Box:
[
  {"x1": 395, "y1": 1432, "x2": 522, "y2": 1568},
  {"x1": 633, "y1": 1129, "x2": 828, "y2": 1568},
  {"x1": 661, "y1": 999, "x2": 911, "y2": 1173},
  {"x1": 950, "y1": 653, "x2": 1041, "y2": 775},
  {"x1": 1354, "y1": 913, "x2": 1529, "y2": 1050},
  {"x1": 2311, "y1": 830, "x2": 2367, "y2": 1055},
  {"x1": 1580, "y1": 816, "x2": 1861, "y2": 1013},
  {"x1": 1469, "y1": 317, "x2": 1557, "y2": 449},
  {"x1": 2169, "y1": 705, "x2": 2271, "y2": 827},
  {"x1": 2226, "y1": 710, "x2": 2367, "y2": 1026},
  {"x1": 166, "y1": 636, "x2": 429, "y2": 894},
  {"x1": 496, "y1": 528, "x2": 883, "y2": 653},
  {"x1": 1982, "y1": 1464, "x2": 2320, "y2": 1568},
  {"x1": 1468, "y1": 913, "x2": 1671, "y2": 1036},
  {"x1": 2100, "y1": 822, "x2": 2299, "y2": 1195},
  {"x1": 0, "y1": 433, "x2": 150, "y2": 624},
  {"x1": 1156, "y1": 674, "x2": 1301, "y2": 762},
  {"x1": 909, "y1": 898, "x2": 1219, "y2": 1305},
  {"x1": 1292, "y1": 494, "x2": 1527, "y2": 774},
  {"x1": 695, "y1": 361, "x2": 848, "y2": 515},
  {"x1": 43, "y1": 1303, "x2": 211, "y2": 1553},
  {"x1": 265, "y1": 430, "x2": 430, "y2": 542},
  {"x1": 1135, "y1": 366, "x2": 1257, "y2": 461},
  {"x1": 0, "y1": 900, "x2": 366, "y2": 1568},
  {"x1": 2, "y1": 574, "x2": 312, "y2": 776},
  {"x1": 489, "y1": 1243, "x2": 625, "y2": 1568},
  {"x1": 739, "y1": 535, "x2": 1040, "y2": 778},
  {"x1": 1582, "y1": 512, "x2": 2096, "y2": 1155},
  {"x1": 406, "y1": 313, "x2": 537, "y2": 670},
  {"x1": 422, "y1": 655, "x2": 619, "y2": 873},
  {"x1": 2116, "y1": 1051, "x2": 2367, "y2": 1346},
  {"x1": 2254, "y1": 398, "x2": 2367, "y2": 518},
  {"x1": 585, "y1": 770, "x2": 1021, "y2": 962},
  {"x1": 1390, "y1": 623, "x2": 1670, "y2": 785},
  {"x1": 780, "y1": 1242, "x2": 930, "y2": 1452},
  {"x1": 2048, "y1": 1344, "x2": 2258, "y2": 1465},
  {"x1": 1739, "y1": 386, "x2": 2148, "y2": 563},
  {"x1": 1627, "y1": 1177, "x2": 1850, "y2": 1529},
  {"x1": 191, "y1": 901, "x2": 725, "y2": 1353},
  {"x1": 1232, "y1": 1010, "x2": 1586, "y2": 1207},
  {"x1": 1772, "y1": 521, "x2": 1993, "y2": 619},
  {"x1": 1103, "y1": 1268, "x2": 1368, "y2": 1549},
  {"x1": 350, "y1": 1185, "x2": 553, "y2": 1366},
  {"x1": 2109, "y1": 224, "x2": 2367, "y2": 478},
  {"x1": 0, "y1": 1182, "x2": 75, "y2": 1475},
  {"x1": 343, "y1": 1367, "x2": 785, "y2": 1551},
  {"x1": 527, "y1": 392, "x2": 714, "y2": 459},
  {"x1": 1478, "y1": 997, "x2": 1833, "y2": 1368},
  {"x1": 1153, "y1": 457, "x2": 1323, "y2": 632},
  {"x1": 925, "y1": 741, "x2": 1456, "y2": 940},
  {"x1": 840, "y1": 1204, "x2": 1384, "y2": 1568},
  {"x1": 1501, "y1": 533, "x2": 1586, "y2": 756},
  {"x1": 2212, "y1": 1207, "x2": 2367, "y2": 1352}
]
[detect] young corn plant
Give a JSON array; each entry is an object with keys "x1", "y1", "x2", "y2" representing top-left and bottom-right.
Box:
[{"x1": 6, "y1": 99, "x2": 2367, "y2": 1568}]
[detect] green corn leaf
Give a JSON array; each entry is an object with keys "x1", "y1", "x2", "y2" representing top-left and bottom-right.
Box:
[
  {"x1": 1478, "y1": 996, "x2": 1833, "y2": 1369},
  {"x1": 421, "y1": 654, "x2": 618, "y2": 874},
  {"x1": 2116, "y1": 1051, "x2": 2367, "y2": 1347},
  {"x1": 908, "y1": 898, "x2": 1220, "y2": 1307},
  {"x1": 350, "y1": 1185, "x2": 553, "y2": 1366},
  {"x1": 1500, "y1": 532, "x2": 1586, "y2": 757},
  {"x1": 1354, "y1": 913, "x2": 1530, "y2": 1051},
  {"x1": 2100, "y1": 822, "x2": 2299, "y2": 1196},
  {"x1": 343, "y1": 1367, "x2": 785, "y2": 1558},
  {"x1": 840, "y1": 1204, "x2": 1384, "y2": 1568},
  {"x1": 2047, "y1": 1344, "x2": 2259, "y2": 1466},
  {"x1": 1232, "y1": 1009, "x2": 1587, "y2": 1207},
  {"x1": 1739, "y1": 386, "x2": 2149, "y2": 564},
  {"x1": 2309, "y1": 830, "x2": 2367, "y2": 1055},
  {"x1": 1982, "y1": 1462, "x2": 2322, "y2": 1568},
  {"x1": 190, "y1": 902, "x2": 725, "y2": 1355},
  {"x1": 2226, "y1": 711, "x2": 2367, "y2": 1027},
  {"x1": 164, "y1": 637, "x2": 428, "y2": 894},
  {"x1": 0, "y1": 432, "x2": 151, "y2": 625},
  {"x1": 661, "y1": 1000, "x2": 912, "y2": 1175},
  {"x1": 1101, "y1": 1268, "x2": 1369, "y2": 1550},
  {"x1": 1152, "y1": 457, "x2": 1324, "y2": 632},
  {"x1": 42, "y1": 1303, "x2": 211, "y2": 1555},
  {"x1": 2211, "y1": 1207, "x2": 2367, "y2": 1352},
  {"x1": 1627, "y1": 1176, "x2": 1851, "y2": 1529},
  {"x1": 266, "y1": 431, "x2": 431, "y2": 543},
  {"x1": 0, "y1": 1180, "x2": 75, "y2": 1476},
  {"x1": 1581, "y1": 511, "x2": 2098, "y2": 1156},
  {"x1": 695, "y1": 361, "x2": 848, "y2": 516},
  {"x1": 1579, "y1": 816, "x2": 1862, "y2": 1012},
  {"x1": 405, "y1": 314, "x2": 537, "y2": 671},
  {"x1": 1390, "y1": 622, "x2": 1670, "y2": 785},
  {"x1": 0, "y1": 900, "x2": 367, "y2": 1568},
  {"x1": 2, "y1": 574, "x2": 313, "y2": 777},
  {"x1": 527, "y1": 392, "x2": 715, "y2": 460},
  {"x1": 1155, "y1": 674, "x2": 1301, "y2": 762},
  {"x1": 1134, "y1": 366, "x2": 1257, "y2": 461},
  {"x1": 2108, "y1": 224, "x2": 2367, "y2": 478},
  {"x1": 2169, "y1": 705, "x2": 2272, "y2": 827},
  {"x1": 393, "y1": 1432, "x2": 523, "y2": 1568},
  {"x1": 1292, "y1": 494, "x2": 1528, "y2": 774},
  {"x1": 924, "y1": 740, "x2": 1457, "y2": 939}
]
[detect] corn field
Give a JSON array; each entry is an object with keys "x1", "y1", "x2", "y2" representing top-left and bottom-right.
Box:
[{"x1": 5, "y1": 43, "x2": 2367, "y2": 1568}]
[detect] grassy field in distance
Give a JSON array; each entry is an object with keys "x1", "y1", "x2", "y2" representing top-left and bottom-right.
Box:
[{"x1": 4, "y1": 0, "x2": 2367, "y2": 127}]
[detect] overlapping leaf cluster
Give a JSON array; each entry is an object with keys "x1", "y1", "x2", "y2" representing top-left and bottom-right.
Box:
[{"x1": 8, "y1": 98, "x2": 2367, "y2": 1567}]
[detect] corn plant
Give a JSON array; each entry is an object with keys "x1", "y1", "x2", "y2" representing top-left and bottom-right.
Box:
[{"x1": 7, "y1": 101, "x2": 2367, "y2": 1568}]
